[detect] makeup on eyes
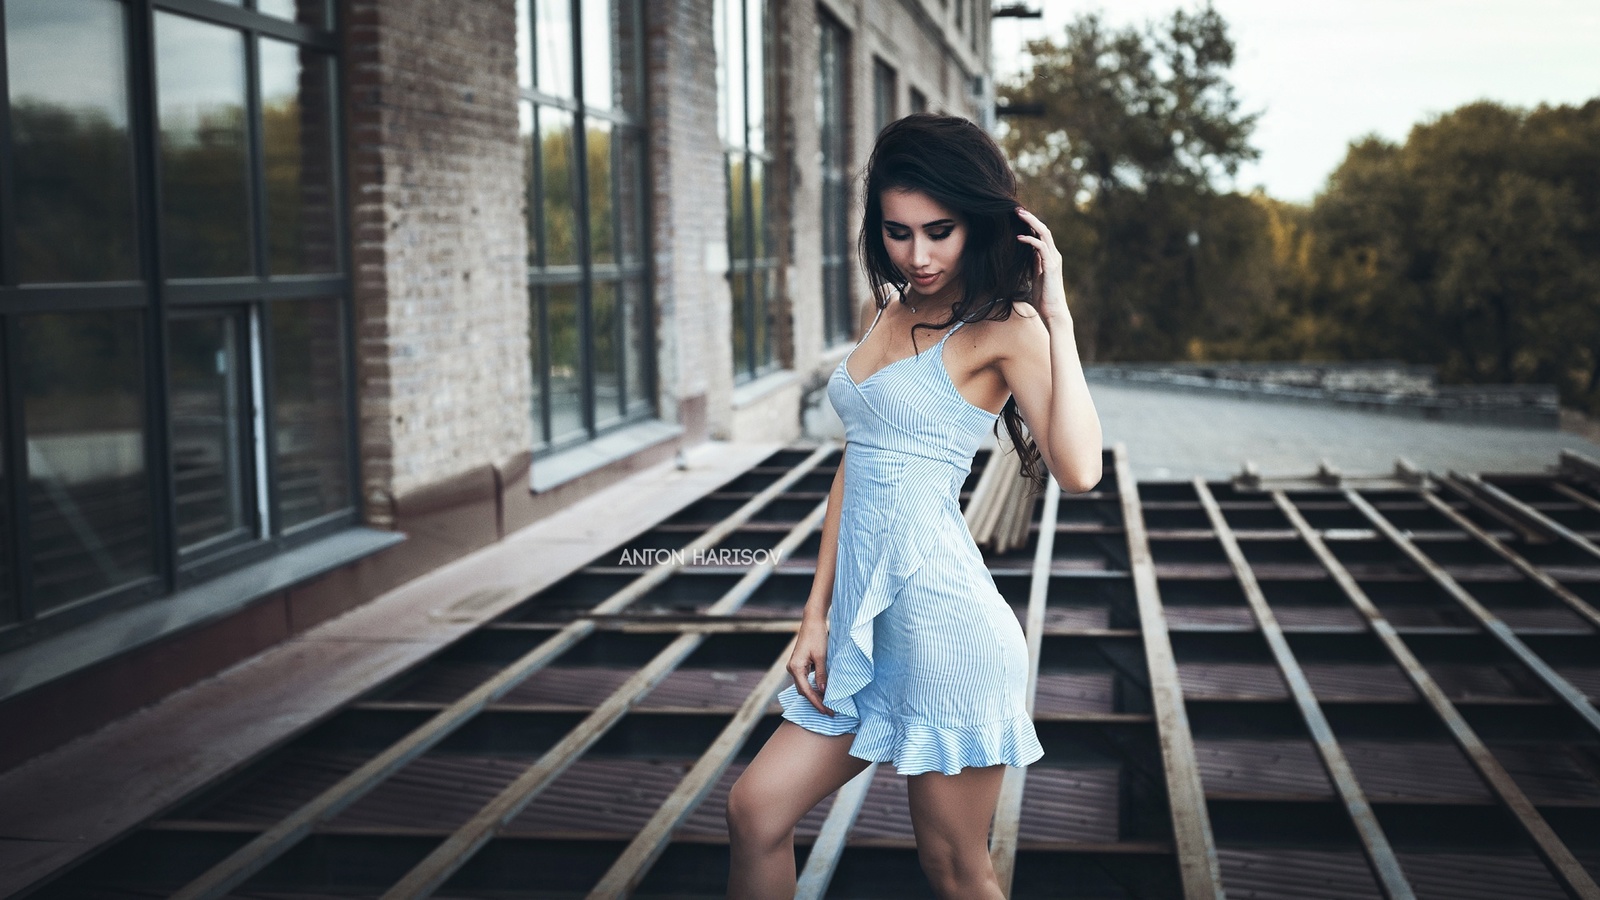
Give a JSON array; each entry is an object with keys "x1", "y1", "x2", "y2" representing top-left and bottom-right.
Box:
[{"x1": 884, "y1": 218, "x2": 957, "y2": 241}]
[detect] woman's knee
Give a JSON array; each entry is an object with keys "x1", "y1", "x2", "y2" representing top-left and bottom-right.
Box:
[
  {"x1": 916, "y1": 841, "x2": 995, "y2": 896},
  {"x1": 725, "y1": 769, "x2": 792, "y2": 848}
]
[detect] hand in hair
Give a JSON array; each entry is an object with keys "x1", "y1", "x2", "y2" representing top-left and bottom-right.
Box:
[{"x1": 1014, "y1": 207, "x2": 1072, "y2": 326}]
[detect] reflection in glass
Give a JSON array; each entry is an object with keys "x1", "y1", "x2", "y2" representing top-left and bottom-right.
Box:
[
  {"x1": 257, "y1": 0, "x2": 330, "y2": 28},
  {"x1": 515, "y1": 0, "x2": 533, "y2": 89},
  {"x1": 592, "y1": 282, "x2": 620, "y2": 427},
  {"x1": 615, "y1": 131, "x2": 645, "y2": 265},
  {"x1": 730, "y1": 267, "x2": 747, "y2": 377},
  {"x1": 4, "y1": 0, "x2": 138, "y2": 282},
  {"x1": 21, "y1": 312, "x2": 153, "y2": 611},
  {"x1": 271, "y1": 299, "x2": 351, "y2": 530},
  {"x1": 520, "y1": 102, "x2": 540, "y2": 265},
  {"x1": 745, "y1": 0, "x2": 764, "y2": 153},
  {"x1": 586, "y1": 119, "x2": 614, "y2": 263},
  {"x1": 528, "y1": 286, "x2": 546, "y2": 443},
  {"x1": 727, "y1": 154, "x2": 747, "y2": 262},
  {"x1": 545, "y1": 285, "x2": 584, "y2": 442},
  {"x1": 260, "y1": 39, "x2": 338, "y2": 274},
  {"x1": 714, "y1": 0, "x2": 743, "y2": 145},
  {"x1": 579, "y1": 0, "x2": 612, "y2": 108},
  {"x1": 533, "y1": 0, "x2": 573, "y2": 98},
  {"x1": 818, "y1": 14, "x2": 852, "y2": 344},
  {"x1": 614, "y1": 0, "x2": 643, "y2": 114},
  {"x1": 540, "y1": 107, "x2": 578, "y2": 266},
  {"x1": 621, "y1": 279, "x2": 650, "y2": 416},
  {"x1": 156, "y1": 12, "x2": 251, "y2": 277},
  {"x1": 750, "y1": 156, "x2": 768, "y2": 260},
  {"x1": 169, "y1": 312, "x2": 250, "y2": 552}
]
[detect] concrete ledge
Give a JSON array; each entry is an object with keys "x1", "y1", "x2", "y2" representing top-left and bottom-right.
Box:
[{"x1": 528, "y1": 419, "x2": 685, "y2": 493}]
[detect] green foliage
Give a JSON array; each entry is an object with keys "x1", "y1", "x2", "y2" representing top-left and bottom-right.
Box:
[{"x1": 999, "y1": 2, "x2": 1260, "y2": 361}]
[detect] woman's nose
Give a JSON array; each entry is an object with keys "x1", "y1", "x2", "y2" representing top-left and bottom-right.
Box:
[{"x1": 911, "y1": 237, "x2": 931, "y2": 267}]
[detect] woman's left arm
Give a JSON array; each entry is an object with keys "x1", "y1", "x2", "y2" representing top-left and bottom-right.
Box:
[{"x1": 998, "y1": 206, "x2": 1104, "y2": 493}]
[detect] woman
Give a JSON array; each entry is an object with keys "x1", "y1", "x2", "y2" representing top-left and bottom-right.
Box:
[{"x1": 725, "y1": 113, "x2": 1103, "y2": 899}]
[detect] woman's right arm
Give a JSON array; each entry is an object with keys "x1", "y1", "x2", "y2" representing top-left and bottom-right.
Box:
[{"x1": 789, "y1": 444, "x2": 846, "y2": 715}]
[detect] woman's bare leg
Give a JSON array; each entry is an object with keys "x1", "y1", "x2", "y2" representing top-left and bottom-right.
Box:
[
  {"x1": 906, "y1": 764, "x2": 1008, "y2": 900},
  {"x1": 725, "y1": 720, "x2": 872, "y2": 899}
]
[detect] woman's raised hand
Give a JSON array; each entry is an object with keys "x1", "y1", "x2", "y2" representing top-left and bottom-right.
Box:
[
  {"x1": 788, "y1": 618, "x2": 835, "y2": 716},
  {"x1": 1015, "y1": 206, "x2": 1073, "y2": 326}
]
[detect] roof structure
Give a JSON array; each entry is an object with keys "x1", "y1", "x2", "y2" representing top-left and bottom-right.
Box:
[{"x1": 20, "y1": 443, "x2": 1600, "y2": 899}]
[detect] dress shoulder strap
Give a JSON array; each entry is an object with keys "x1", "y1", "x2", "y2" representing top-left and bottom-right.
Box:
[{"x1": 860, "y1": 303, "x2": 886, "y2": 342}]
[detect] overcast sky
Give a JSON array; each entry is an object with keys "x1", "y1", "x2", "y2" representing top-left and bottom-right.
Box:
[{"x1": 990, "y1": 0, "x2": 1600, "y2": 203}]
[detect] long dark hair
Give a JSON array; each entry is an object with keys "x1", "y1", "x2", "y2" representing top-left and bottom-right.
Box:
[{"x1": 858, "y1": 112, "x2": 1046, "y2": 491}]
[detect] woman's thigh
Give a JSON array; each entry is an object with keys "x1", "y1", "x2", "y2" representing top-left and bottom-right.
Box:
[
  {"x1": 728, "y1": 721, "x2": 872, "y2": 833},
  {"x1": 905, "y1": 763, "x2": 1007, "y2": 850}
]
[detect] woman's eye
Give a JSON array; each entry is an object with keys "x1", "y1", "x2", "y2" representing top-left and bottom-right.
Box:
[
  {"x1": 885, "y1": 231, "x2": 910, "y2": 241},
  {"x1": 929, "y1": 230, "x2": 953, "y2": 241}
]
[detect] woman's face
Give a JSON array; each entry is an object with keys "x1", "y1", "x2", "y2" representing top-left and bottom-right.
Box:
[{"x1": 880, "y1": 188, "x2": 966, "y2": 300}]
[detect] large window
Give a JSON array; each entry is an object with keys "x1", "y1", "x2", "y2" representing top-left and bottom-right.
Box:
[
  {"x1": 0, "y1": 0, "x2": 352, "y2": 645},
  {"x1": 516, "y1": 0, "x2": 652, "y2": 453},
  {"x1": 717, "y1": 0, "x2": 777, "y2": 383},
  {"x1": 872, "y1": 57, "x2": 896, "y2": 136},
  {"x1": 818, "y1": 10, "x2": 851, "y2": 346}
]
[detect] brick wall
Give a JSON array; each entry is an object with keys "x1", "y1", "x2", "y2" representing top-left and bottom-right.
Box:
[{"x1": 345, "y1": 0, "x2": 534, "y2": 524}]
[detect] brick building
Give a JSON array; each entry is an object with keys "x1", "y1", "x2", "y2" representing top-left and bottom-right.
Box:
[{"x1": 0, "y1": 0, "x2": 994, "y2": 767}]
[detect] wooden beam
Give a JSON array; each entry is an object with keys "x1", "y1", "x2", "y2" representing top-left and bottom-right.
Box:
[
  {"x1": 1112, "y1": 444, "x2": 1224, "y2": 900},
  {"x1": 1276, "y1": 490, "x2": 1600, "y2": 900},
  {"x1": 1345, "y1": 488, "x2": 1600, "y2": 740},
  {"x1": 378, "y1": 496, "x2": 832, "y2": 898},
  {"x1": 793, "y1": 764, "x2": 878, "y2": 900},
  {"x1": 169, "y1": 444, "x2": 838, "y2": 900},
  {"x1": 989, "y1": 475, "x2": 1060, "y2": 894},
  {"x1": 586, "y1": 635, "x2": 800, "y2": 897},
  {"x1": 1449, "y1": 470, "x2": 1600, "y2": 561},
  {"x1": 1195, "y1": 480, "x2": 1413, "y2": 900}
]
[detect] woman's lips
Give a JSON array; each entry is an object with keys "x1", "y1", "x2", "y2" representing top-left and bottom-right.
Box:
[{"x1": 911, "y1": 272, "x2": 939, "y2": 286}]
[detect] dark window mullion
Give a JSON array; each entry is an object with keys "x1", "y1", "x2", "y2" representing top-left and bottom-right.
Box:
[
  {"x1": 245, "y1": 31, "x2": 268, "y2": 279},
  {"x1": 569, "y1": 0, "x2": 594, "y2": 437},
  {"x1": 131, "y1": 0, "x2": 179, "y2": 593},
  {"x1": 0, "y1": 0, "x2": 15, "y2": 288},
  {"x1": 608, "y1": 118, "x2": 626, "y2": 415},
  {"x1": 258, "y1": 299, "x2": 281, "y2": 536},
  {"x1": 1, "y1": 319, "x2": 31, "y2": 622}
]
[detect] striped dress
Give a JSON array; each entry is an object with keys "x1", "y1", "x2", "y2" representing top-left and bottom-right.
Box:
[{"x1": 776, "y1": 303, "x2": 1046, "y2": 776}]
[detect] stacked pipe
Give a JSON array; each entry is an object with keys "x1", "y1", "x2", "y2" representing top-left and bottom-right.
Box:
[{"x1": 963, "y1": 430, "x2": 1039, "y2": 555}]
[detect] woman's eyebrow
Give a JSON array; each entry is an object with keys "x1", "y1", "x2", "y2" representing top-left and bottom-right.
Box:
[{"x1": 883, "y1": 218, "x2": 956, "y2": 228}]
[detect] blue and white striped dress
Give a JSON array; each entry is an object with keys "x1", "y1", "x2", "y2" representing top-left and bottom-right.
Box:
[{"x1": 776, "y1": 304, "x2": 1046, "y2": 776}]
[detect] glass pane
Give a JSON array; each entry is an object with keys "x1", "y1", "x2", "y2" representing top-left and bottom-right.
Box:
[
  {"x1": 520, "y1": 102, "x2": 539, "y2": 266},
  {"x1": 546, "y1": 283, "x2": 584, "y2": 442},
  {"x1": 21, "y1": 311, "x2": 153, "y2": 611},
  {"x1": 515, "y1": 0, "x2": 533, "y2": 89},
  {"x1": 586, "y1": 118, "x2": 614, "y2": 264},
  {"x1": 169, "y1": 311, "x2": 250, "y2": 552},
  {"x1": 260, "y1": 40, "x2": 338, "y2": 275},
  {"x1": 615, "y1": 129, "x2": 645, "y2": 265},
  {"x1": 745, "y1": 0, "x2": 764, "y2": 153},
  {"x1": 579, "y1": 0, "x2": 613, "y2": 109},
  {"x1": 256, "y1": 0, "x2": 329, "y2": 28},
  {"x1": 4, "y1": 0, "x2": 138, "y2": 282},
  {"x1": 750, "y1": 156, "x2": 768, "y2": 260},
  {"x1": 753, "y1": 268, "x2": 770, "y2": 371},
  {"x1": 726, "y1": 154, "x2": 747, "y2": 262},
  {"x1": 591, "y1": 281, "x2": 620, "y2": 428},
  {"x1": 539, "y1": 106, "x2": 578, "y2": 267},
  {"x1": 730, "y1": 270, "x2": 747, "y2": 378},
  {"x1": 621, "y1": 278, "x2": 650, "y2": 415},
  {"x1": 270, "y1": 299, "x2": 351, "y2": 530},
  {"x1": 156, "y1": 12, "x2": 251, "y2": 278},
  {"x1": 534, "y1": 0, "x2": 573, "y2": 98},
  {"x1": 714, "y1": 0, "x2": 743, "y2": 146},
  {"x1": 529, "y1": 286, "x2": 546, "y2": 444}
]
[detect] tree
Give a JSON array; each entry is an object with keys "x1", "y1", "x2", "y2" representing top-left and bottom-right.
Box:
[{"x1": 998, "y1": 2, "x2": 1260, "y2": 361}]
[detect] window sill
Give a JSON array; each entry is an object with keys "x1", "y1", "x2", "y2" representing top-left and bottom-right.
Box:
[
  {"x1": 0, "y1": 526, "x2": 406, "y2": 704},
  {"x1": 731, "y1": 367, "x2": 800, "y2": 410},
  {"x1": 529, "y1": 418, "x2": 684, "y2": 493}
]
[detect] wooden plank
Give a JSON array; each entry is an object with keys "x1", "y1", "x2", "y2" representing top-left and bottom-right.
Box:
[
  {"x1": 170, "y1": 444, "x2": 837, "y2": 900},
  {"x1": 989, "y1": 475, "x2": 1060, "y2": 895},
  {"x1": 1194, "y1": 480, "x2": 1413, "y2": 900},
  {"x1": 1345, "y1": 488, "x2": 1600, "y2": 740},
  {"x1": 1112, "y1": 444, "x2": 1224, "y2": 900},
  {"x1": 1449, "y1": 469, "x2": 1600, "y2": 561},
  {"x1": 1550, "y1": 481, "x2": 1600, "y2": 515},
  {"x1": 378, "y1": 497, "x2": 832, "y2": 898},
  {"x1": 1275, "y1": 490, "x2": 1600, "y2": 900},
  {"x1": 794, "y1": 764, "x2": 878, "y2": 900},
  {"x1": 1416, "y1": 487, "x2": 1600, "y2": 632},
  {"x1": 586, "y1": 636, "x2": 799, "y2": 897}
]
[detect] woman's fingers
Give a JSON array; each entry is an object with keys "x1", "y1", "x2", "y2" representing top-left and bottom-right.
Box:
[
  {"x1": 1016, "y1": 206, "x2": 1054, "y2": 243},
  {"x1": 788, "y1": 653, "x2": 835, "y2": 716}
]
